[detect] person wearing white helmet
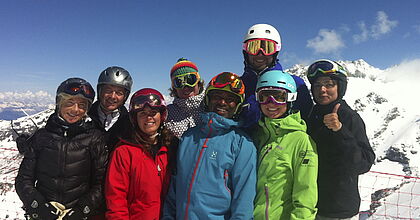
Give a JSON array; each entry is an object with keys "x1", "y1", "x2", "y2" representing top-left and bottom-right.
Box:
[{"x1": 240, "y1": 23, "x2": 313, "y2": 128}]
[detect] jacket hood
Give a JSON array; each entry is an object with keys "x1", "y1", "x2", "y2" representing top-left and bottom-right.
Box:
[
  {"x1": 198, "y1": 112, "x2": 242, "y2": 137},
  {"x1": 258, "y1": 111, "x2": 307, "y2": 141},
  {"x1": 45, "y1": 112, "x2": 91, "y2": 137}
]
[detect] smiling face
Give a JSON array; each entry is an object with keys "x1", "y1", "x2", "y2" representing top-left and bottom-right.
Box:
[
  {"x1": 247, "y1": 52, "x2": 275, "y2": 71},
  {"x1": 312, "y1": 76, "x2": 338, "y2": 105},
  {"x1": 260, "y1": 101, "x2": 287, "y2": 119},
  {"x1": 99, "y1": 84, "x2": 126, "y2": 113},
  {"x1": 136, "y1": 106, "x2": 162, "y2": 136},
  {"x1": 59, "y1": 96, "x2": 88, "y2": 124},
  {"x1": 207, "y1": 90, "x2": 240, "y2": 119}
]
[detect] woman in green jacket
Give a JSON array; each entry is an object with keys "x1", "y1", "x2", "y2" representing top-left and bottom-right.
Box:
[{"x1": 253, "y1": 70, "x2": 318, "y2": 220}]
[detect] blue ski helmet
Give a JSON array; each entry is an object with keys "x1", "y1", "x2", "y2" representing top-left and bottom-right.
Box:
[{"x1": 256, "y1": 70, "x2": 297, "y2": 101}]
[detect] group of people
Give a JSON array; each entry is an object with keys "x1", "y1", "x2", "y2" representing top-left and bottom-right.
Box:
[{"x1": 14, "y1": 23, "x2": 375, "y2": 220}]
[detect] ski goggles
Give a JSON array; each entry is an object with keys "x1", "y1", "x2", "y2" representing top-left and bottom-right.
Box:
[
  {"x1": 210, "y1": 72, "x2": 245, "y2": 95},
  {"x1": 172, "y1": 72, "x2": 200, "y2": 89},
  {"x1": 130, "y1": 93, "x2": 166, "y2": 112},
  {"x1": 62, "y1": 82, "x2": 95, "y2": 100},
  {"x1": 257, "y1": 88, "x2": 297, "y2": 105},
  {"x1": 243, "y1": 38, "x2": 281, "y2": 56},
  {"x1": 307, "y1": 60, "x2": 348, "y2": 78}
]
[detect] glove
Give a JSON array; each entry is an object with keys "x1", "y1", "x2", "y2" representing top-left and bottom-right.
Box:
[
  {"x1": 31, "y1": 201, "x2": 61, "y2": 219},
  {"x1": 62, "y1": 205, "x2": 89, "y2": 220},
  {"x1": 16, "y1": 133, "x2": 31, "y2": 154}
]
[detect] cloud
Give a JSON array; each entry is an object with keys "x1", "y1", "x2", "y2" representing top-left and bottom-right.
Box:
[
  {"x1": 306, "y1": 29, "x2": 345, "y2": 54},
  {"x1": 383, "y1": 58, "x2": 420, "y2": 83},
  {"x1": 353, "y1": 11, "x2": 398, "y2": 43},
  {"x1": 414, "y1": 24, "x2": 420, "y2": 35}
]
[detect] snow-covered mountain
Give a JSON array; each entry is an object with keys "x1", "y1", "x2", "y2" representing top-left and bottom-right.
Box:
[
  {"x1": 0, "y1": 59, "x2": 419, "y2": 219},
  {"x1": 0, "y1": 91, "x2": 54, "y2": 120}
]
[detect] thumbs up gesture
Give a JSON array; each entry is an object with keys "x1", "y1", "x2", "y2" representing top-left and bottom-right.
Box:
[{"x1": 323, "y1": 103, "x2": 342, "y2": 132}]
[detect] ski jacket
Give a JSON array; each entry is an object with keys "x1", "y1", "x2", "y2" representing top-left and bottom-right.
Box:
[
  {"x1": 88, "y1": 101, "x2": 130, "y2": 151},
  {"x1": 15, "y1": 113, "x2": 108, "y2": 217},
  {"x1": 307, "y1": 100, "x2": 375, "y2": 218},
  {"x1": 253, "y1": 112, "x2": 318, "y2": 220},
  {"x1": 165, "y1": 90, "x2": 205, "y2": 139},
  {"x1": 105, "y1": 138, "x2": 176, "y2": 220},
  {"x1": 162, "y1": 112, "x2": 257, "y2": 220},
  {"x1": 240, "y1": 61, "x2": 313, "y2": 128}
]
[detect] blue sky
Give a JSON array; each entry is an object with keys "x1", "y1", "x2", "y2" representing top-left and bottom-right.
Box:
[{"x1": 1, "y1": 0, "x2": 419, "y2": 96}]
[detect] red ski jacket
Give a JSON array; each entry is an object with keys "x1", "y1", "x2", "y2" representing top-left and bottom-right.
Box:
[{"x1": 105, "y1": 139, "x2": 171, "y2": 220}]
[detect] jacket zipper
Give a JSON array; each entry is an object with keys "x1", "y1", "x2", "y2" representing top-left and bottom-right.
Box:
[
  {"x1": 265, "y1": 184, "x2": 270, "y2": 220},
  {"x1": 58, "y1": 130, "x2": 68, "y2": 202},
  {"x1": 224, "y1": 169, "x2": 231, "y2": 194},
  {"x1": 184, "y1": 119, "x2": 213, "y2": 220}
]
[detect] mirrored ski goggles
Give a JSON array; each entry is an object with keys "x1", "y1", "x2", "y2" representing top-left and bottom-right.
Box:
[
  {"x1": 210, "y1": 72, "x2": 245, "y2": 95},
  {"x1": 63, "y1": 83, "x2": 95, "y2": 100},
  {"x1": 307, "y1": 60, "x2": 347, "y2": 78},
  {"x1": 130, "y1": 94, "x2": 165, "y2": 112},
  {"x1": 243, "y1": 38, "x2": 281, "y2": 56},
  {"x1": 172, "y1": 72, "x2": 200, "y2": 88},
  {"x1": 257, "y1": 88, "x2": 296, "y2": 105}
]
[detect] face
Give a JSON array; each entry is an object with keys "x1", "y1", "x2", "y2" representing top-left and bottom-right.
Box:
[
  {"x1": 100, "y1": 84, "x2": 126, "y2": 112},
  {"x1": 247, "y1": 51, "x2": 274, "y2": 71},
  {"x1": 312, "y1": 76, "x2": 338, "y2": 105},
  {"x1": 260, "y1": 102, "x2": 287, "y2": 119},
  {"x1": 207, "y1": 90, "x2": 240, "y2": 119},
  {"x1": 175, "y1": 84, "x2": 200, "y2": 99},
  {"x1": 136, "y1": 106, "x2": 162, "y2": 136},
  {"x1": 59, "y1": 96, "x2": 88, "y2": 124}
]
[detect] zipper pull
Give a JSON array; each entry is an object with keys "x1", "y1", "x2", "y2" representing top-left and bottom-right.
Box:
[{"x1": 157, "y1": 164, "x2": 161, "y2": 176}]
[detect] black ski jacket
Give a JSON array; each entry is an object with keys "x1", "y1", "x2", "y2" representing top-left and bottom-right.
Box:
[
  {"x1": 88, "y1": 101, "x2": 130, "y2": 152},
  {"x1": 15, "y1": 113, "x2": 108, "y2": 216},
  {"x1": 307, "y1": 100, "x2": 375, "y2": 218}
]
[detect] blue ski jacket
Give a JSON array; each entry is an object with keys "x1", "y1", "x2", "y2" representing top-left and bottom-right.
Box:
[
  {"x1": 162, "y1": 112, "x2": 257, "y2": 220},
  {"x1": 240, "y1": 61, "x2": 313, "y2": 128}
]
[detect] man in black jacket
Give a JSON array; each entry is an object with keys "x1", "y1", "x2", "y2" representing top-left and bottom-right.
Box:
[
  {"x1": 306, "y1": 60, "x2": 375, "y2": 220},
  {"x1": 15, "y1": 78, "x2": 108, "y2": 220},
  {"x1": 88, "y1": 66, "x2": 133, "y2": 151}
]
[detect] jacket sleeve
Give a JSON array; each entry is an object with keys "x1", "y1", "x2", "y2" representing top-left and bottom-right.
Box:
[
  {"x1": 105, "y1": 146, "x2": 131, "y2": 219},
  {"x1": 290, "y1": 133, "x2": 318, "y2": 220},
  {"x1": 291, "y1": 75, "x2": 313, "y2": 122},
  {"x1": 161, "y1": 174, "x2": 176, "y2": 220},
  {"x1": 230, "y1": 135, "x2": 257, "y2": 219},
  {"x1": 333, "y1": 109, "x2": 375, "y2": 175},
  {"x1": 15, "y1": 133, "x2": 47, "y2": 213},
  {"x1": 75, "y1": 132, "x2": 109, "y2": 214}
]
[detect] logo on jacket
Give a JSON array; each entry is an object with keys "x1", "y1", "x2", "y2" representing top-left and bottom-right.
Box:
[{"x1": 210, "y1": 151, "x2": 218, "y2": 160}]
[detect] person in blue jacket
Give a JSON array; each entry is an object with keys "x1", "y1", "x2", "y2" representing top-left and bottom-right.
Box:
[
  {"x1": 240, "y1": 23, "x2": 313, "y2": 127},
  {"x1": 162, "y1": 72, "x2": 257, "y2": 220}
]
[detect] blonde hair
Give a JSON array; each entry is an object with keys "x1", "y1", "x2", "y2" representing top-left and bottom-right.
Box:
[{"x1": 57, "y1": 93, "x2": 91, "y2": 112}]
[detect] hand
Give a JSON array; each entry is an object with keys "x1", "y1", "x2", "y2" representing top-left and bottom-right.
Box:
[
  {"x1": 62, "y1": 206, "x2": 89, "y2": 220},
  {"x1": 31, "y1": 202, "x2": 61, "y2": 220},
  {"x1": 16, "y1": 133, "x2": 31, "y2": 154},
  {"x1": 323, "y1": 103, "x2": 342, "y2": 132}
]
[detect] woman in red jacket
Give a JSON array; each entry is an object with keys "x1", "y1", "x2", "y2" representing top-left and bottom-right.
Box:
[{"x1": 105, "y1": 88, "x2": 178, "y2": 220}]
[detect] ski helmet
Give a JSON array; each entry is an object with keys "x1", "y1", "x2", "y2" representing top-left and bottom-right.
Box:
[
  {"x1": 97, "y1": 66, "x2": 133, "y2": 102},
  {"x1": 256, "y1": 70, "x2": 297, "y2": 101},
  {"x1": 129, "y1": 88, "x2": 168, "y2": 123},
  {"x1": 244, "y1": 24, "x2": 282, "y2": 46},
  {"x1": 306, "y1": 59, "x2": 348, "y2": 99},
  {"x1": 205, "y1": 72, "x2": 245, "y2": 117},
  {"x1": 56, "y1": 77, "x2": 95, "y2": 106}
]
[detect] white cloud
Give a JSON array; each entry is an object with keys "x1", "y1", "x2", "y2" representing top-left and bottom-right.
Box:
[
  {"x1": 353, "y1": 11, "x2": 398, "y2": 43},
  {"x1": 306, "y1": 29, "x2": 345, "y2": 54},
  {"x1": 0, "y1": 91, "x2": 54, "y2": 104}
]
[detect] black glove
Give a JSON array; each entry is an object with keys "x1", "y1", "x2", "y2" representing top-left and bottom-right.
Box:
[
  {"x1": 16, "y1": 133, "x2": 31, "y2": 154},
  {"x1": 62, "y1": 205, "x2": 89, "y2": 220},
  {"x1": 30, "y1": 202, "x2": 61, "y2": 220}
]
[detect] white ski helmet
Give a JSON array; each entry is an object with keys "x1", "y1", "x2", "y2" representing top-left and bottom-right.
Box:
[{"x1": 244, "y1": 24, "x2": 281, "y2": 48}]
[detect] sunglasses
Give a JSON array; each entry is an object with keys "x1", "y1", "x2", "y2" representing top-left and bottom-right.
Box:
[
  {"x1": 172, "y1": 72, "x2": 200, "y2": 89},
  {"x1": 63, "y1": 83, "x2": 95, "y2": 100},
  {"x1": 307, "y1": 60, "x2": 348, "y2": 78},
  {"x1": 130, "y1": 94, "x2": 165, "y2": 112},
  {"x1": 243, "y1": 38, "x2": 281, "y2": 56},
  {"x1": 210, "y1": 72, "x2": 245, "y2": 95}
]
